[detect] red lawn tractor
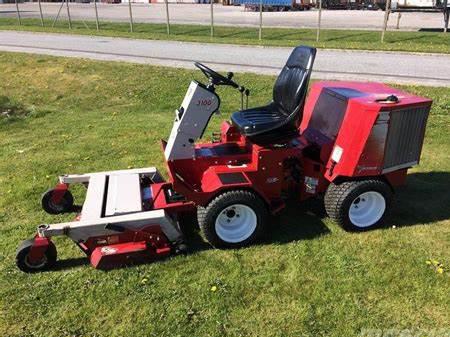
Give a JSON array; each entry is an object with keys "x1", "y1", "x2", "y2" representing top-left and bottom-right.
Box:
[{"x1": 16, "y1": 46, "x2": 432, "y2": 272}]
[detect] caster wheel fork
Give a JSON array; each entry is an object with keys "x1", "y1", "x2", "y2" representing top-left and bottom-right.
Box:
[{"x1": 16, "y1": 238, "x2": 57, "y2": 273}]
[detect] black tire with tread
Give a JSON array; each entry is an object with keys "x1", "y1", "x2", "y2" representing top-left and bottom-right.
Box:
[
  {"x1": 41, "y1": 188, "x2": 74, "y2": 214},
  {"x1": 324, "y1": 179, "x2": 393, "y2": 231},
  {"x1": 197, "y1": 190, "x2": 269, "y2": 248},
  {"x1": 16, "y1": 239, "x2": 57, "y2": 273}
]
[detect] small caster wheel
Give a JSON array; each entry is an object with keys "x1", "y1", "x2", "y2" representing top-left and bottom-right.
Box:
[
  {"x1": 174, "y1": 243, "x2": 189, "y2": 255},
  {"x1": 41, "y1": 188, "x2": 74, "y2": 214},
  {"x1": 16, "y1": 239, "x2": 57, "y2": 273}
]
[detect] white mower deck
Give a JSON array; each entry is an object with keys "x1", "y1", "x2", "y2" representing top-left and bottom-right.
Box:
[{"x1": 37, "y1": 167, "x2": 183, "y2": 243}]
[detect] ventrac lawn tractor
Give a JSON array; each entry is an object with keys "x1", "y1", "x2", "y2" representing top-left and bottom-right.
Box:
[{"x1": 16, "y1": 46, "x2": 432, "y2": 272}]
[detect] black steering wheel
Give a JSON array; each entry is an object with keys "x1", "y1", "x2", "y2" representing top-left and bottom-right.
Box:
[{"x1": 194, "y1": 62, "x2": 239, "y2": 89}]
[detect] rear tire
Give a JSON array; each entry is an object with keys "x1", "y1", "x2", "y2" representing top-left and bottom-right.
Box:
[
  {"x1": 197, "y1": 190, "x2": 269, "y2": 248},
  {"x1": 324, "y1": 179, "x2": 393, "y2": 231},
  {"x1": 16, "y1": 239, "x2": 57, "y2": 273},
  {"x1": 42, "y1": 188, "x2": 74, "y2": 214}
]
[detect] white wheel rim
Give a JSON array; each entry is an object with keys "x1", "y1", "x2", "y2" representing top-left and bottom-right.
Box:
[
  {"x1": 348, "y1": 191, "x2": 386, "y2": 228},
  {"x1": 215, "y1": 204, "x2": 257, "y2": 243}
]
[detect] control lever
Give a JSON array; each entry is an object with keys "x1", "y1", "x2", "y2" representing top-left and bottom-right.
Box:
[
  {"x1": 227, "y1": 72, "x2": 234, "y2": 80},
  {"x1": 245, "y1": 89, "x2": 250, "y2": 109},
  {"x1": 238, "y1": 86, "x2": 245, "y2": 110}
]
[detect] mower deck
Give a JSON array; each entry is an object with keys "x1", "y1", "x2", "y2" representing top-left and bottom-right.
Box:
[{"x1": 33, "y1": 167, "x2": 191, "y2": 270}]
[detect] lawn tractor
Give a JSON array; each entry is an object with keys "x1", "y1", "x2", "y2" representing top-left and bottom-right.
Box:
[{"x1": 16, "y1": 46, "x2": 432, "y2": 272}]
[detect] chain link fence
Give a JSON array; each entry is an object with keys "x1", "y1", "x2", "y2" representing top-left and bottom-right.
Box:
[{"x1": 7, "y1": 0, "x2": 450, "y2": 42}]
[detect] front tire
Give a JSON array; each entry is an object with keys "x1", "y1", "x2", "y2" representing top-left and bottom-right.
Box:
[
  {"x1": 16, "y1": 239, "x2": 57, "y2": 273},
  {"x1": 41, "y1": 188, "x2": 74, "y2": 214},
  {"x1": 324, "y1": 179, "x2": 393, "y2": 231},
  {"x1": 197, "y1": 190, "x2": 269, "y2": 248}
]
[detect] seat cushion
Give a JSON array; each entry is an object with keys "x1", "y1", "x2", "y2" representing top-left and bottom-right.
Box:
[
  {"x1": 231, "y1": 103, "x2": 287, "y2": 137},
  {"x1": 231, "y1": 45, "x2": 316, "y2": 144}
]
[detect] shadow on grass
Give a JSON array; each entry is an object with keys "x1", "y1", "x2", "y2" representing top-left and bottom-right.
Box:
[
  {"x1": 51, "y1": 171, "x2": 450, "y2": 271},
  {"x1": 218, "y1": 30, "x2": 257, "y2": 39},
  {"x1": 53, "y1": 257, "x2": 90, "y2": 271},
  {"x1": 419, "y1": 28, "x2": 449, "y2": 33},
  {"x1": 266, "y1": 31, "x2": 317, "y2": 42},
  {"x1": 324, "y1": 31, "x2": 373, "y2": 42},
  {"x1": 181, "y1": 198, "x2": 330, "y2": 254},
  {"x1": 388, "y1": 171, "x2": 450, "y2": 228},
  {"x1": 174, "y1": 27, "x2": 211, "y2": 36},
  {"x1": 387, "y1": 34, "x2": 429, "y2": 44},
  {"x1": 265, "y1": 198, "x2": 330, "y2": 244}
]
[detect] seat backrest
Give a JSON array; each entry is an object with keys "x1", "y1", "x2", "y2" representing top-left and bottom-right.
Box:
[{"x1": 272, "y1": 46, "x2": 316, "y2": 126}]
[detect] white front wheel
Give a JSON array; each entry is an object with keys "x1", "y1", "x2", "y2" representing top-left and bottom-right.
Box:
[
  {"x1": 348, "y1": 191, "x2": 386, "y2": 228},
  {"x1": 198, "y1": 190, "x2": 269, "y2": 248},
  {"x1": 215, "y1": 204, "x2": 257, "y2": 243}
]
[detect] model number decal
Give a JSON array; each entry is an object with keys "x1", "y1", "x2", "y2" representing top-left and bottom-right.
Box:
[{"x1": 196, "y1": 99, "x2": 213, "y2": 106}]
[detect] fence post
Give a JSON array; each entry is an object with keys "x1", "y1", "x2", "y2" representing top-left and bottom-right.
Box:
[
  {"x1": 94, "y1": 0, "x2": 100, "y2": 31},
  {"x1": 66, "y1": 0, "x2": 72, "y2": 29},
  {"x1": 165, "y1": 0, "x2": 171, "y2": 35},
  {"x1": 210, "y1": 0, "x2": 214, "y2": 37},
  {"x1": 14, "y1": 0, "x2": 21, "y2": 26},
  {"x1": 316, "y1": 0, "x2": 322, "y2": 42},
  {"x1": 128, "y1": 0, "x2": 134, "y2": 32},
  {"x1": 52, "y1": 1, "x2": 64, "y2": 27},
  {"x1": 444, "y1": 0, "x2": 449, "y2": 33},
  {"x1": 381, "y1": 0, "x2": 392, "y2": 43},
  {"x1": 395, "y1": 12, "x2": 401, "y2": 30},
  {"x1": 38, "y1": 0, "x2": 44, "y2": 26},
  {"x1": 259, "y1": 0, "x2": 262, "y2": 40}
]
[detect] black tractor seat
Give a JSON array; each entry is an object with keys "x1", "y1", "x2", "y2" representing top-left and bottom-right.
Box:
[{"x1": 231, "y1": 46, "x2": 317, "y2": 145}]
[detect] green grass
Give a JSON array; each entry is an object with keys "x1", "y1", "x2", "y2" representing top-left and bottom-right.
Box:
[
  {"x1": 1, "y1": 17, "x2": 450, "y2": 54},
  {"x1": 0, "y1": 52, "x2": 449, "y2": 337}
]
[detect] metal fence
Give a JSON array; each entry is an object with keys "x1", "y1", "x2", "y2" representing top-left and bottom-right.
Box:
[{"x1": 9, "y1": 0, "x2": 450, "y2": 42}]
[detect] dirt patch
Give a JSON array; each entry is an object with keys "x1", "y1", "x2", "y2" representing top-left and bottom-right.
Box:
[{"x1": 0, "y1": 96, "x2": 32, "y2": 121}]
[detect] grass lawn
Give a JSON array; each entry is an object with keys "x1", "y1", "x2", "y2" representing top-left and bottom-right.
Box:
[
  {"x1": 0, "y1": 52, "x2": 449, "y2": 337},
  {"x1": 1, "y1": 17, "x2": 450, "y2": 54}
]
